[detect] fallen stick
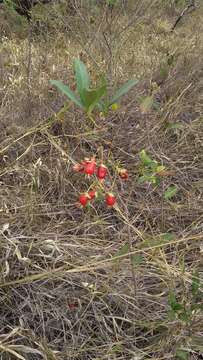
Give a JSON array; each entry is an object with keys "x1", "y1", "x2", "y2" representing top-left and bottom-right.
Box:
[{"x1": 171, "y1": 0, "x2": 196, "y2": 31}]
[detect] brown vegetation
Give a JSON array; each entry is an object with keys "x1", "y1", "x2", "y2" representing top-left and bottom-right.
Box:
[{"x1": 0, "y1": 1, "x2": 203, "y2": 359}]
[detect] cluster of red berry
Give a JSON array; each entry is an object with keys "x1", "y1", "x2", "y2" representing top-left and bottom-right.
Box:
[{"x1": 73, "y1": 157, "x2": 128, "y2": 208}]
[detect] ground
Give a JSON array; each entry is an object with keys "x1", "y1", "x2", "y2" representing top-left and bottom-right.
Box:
[{"x1": 0, "y1": 1, "x2": 203, "y2": 359}]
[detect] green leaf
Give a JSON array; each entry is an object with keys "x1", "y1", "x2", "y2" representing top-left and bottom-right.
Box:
[
  {"x1": 164, "y1": 185, "x2": 177, "y2": 200},
  {"x1": 50, "y1": 80, "x2": 83, "y2": 108},
  {"x1": 168, "y1": 292, "x2": 177, "y2": 307},
  {"x1": 161, "y1": 233, "x2": 175, "y2": 241},
  {"x1": 132, "y1": 254, "x2": 144, "y2": 267},
  {"x1": 82, "y1": 84, "x2": 106, "y2": 113},
  {"x1": 139, "y1": 149, "x2": 157, "y2": 168},
  {"x1": 4, "y1": 0, "x2": 17, "y2": 11},
  {"x1": 106, "y1": 0, "x2": 119, "y2": 6},
  {"x1": 176, "y1": 349, "x2": 189, "y2": 360},
  {"x1": 138, "y1": 174, "x2": 158, "y2": 185},
  {"x1": 178, "y1": 310, "x2": 191, "y2": 322},
  {"x1": 113, "y1": 243, "x2": 130, "y2": 261},
  {"x1": 109, "y1": 79, "x2": 139, "y2": 105},
  {"x1": 169, "y1": 292, "x2": 183, "y2": 312},
  {"x1": 140, "y1": 95, "x2": 154, "y2": 113},
  {"x1": 156, "y1": 165, "x2": 166, "y2": 173},
  {"x1": 171, "y1": 302, "x2": 183, "y2": 312},
  {"x1": 166, "y1": 122, "x2": 184, "y2": 130},
  {"x1": 73, "y1": 59, "x2": 90, "y2": 103},
  {"x1": 149, "y1": 176, "x2": 159, "y2": 185}
]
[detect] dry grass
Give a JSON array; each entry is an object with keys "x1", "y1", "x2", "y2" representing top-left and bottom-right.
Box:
[{"x1": 0, "y1": 1, "x2": 203, "y2": 359}]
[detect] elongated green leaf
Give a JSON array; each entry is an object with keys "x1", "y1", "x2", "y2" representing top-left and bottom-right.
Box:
[
  {"x1": 109, "y1": 79, "x2": 139, "y2": 105},
  {"x1": 82, "y1": 84, "x2": 107, "y2": 113},
  {"x1": 106, "y1": 0, "x2": 119, "y2": 6},
  {"x1": 50, "y1": 80, "x2": 83, "y2": 108},
  {"x1": 173, "y1": 303, "x2": 183, "y2": 312},
  {"x1": 168, "y1": 292, "x2": 183, "y2": 312},
  {"x1": 161, "y1": 233, "x2": 175, "y2": 242},
  {"x1": 164, "y1": 185, "x2": 177, "y2": 200},
  {"x1": 132, "y1": 254, "x2": 143, "y2": 267},
  {"x1": 74, "y1": 59, "x2": 90, "y2": 103},
  {"x1": 113, "y1": 243, "x2": 130, "y2": 261},
  {"x1": 176, "y1": 349, "x2": 189, "y2": 360},
  {"x1": 139, "y1": 149, "x2": 157, "y2": 168},
  {"x1": 166, "y1": 122, "x2": 184, "y2": 130}
]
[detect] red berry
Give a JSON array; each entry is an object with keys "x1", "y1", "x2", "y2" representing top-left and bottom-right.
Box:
[
  {"x1": 88, "y1": 190, "x2": 97, "y2": 200},
  {"x1": 97, "y1": 164, "x2": 107, "y2": 181},
  {"x1": 105, "y1": 193, "x2": 116, "y2": 207},
  {"x1": 79, "y1": 193, "x2": 90, "y2": 207},
  {"x1": 118, "y1": 168, "x2": 129, "y2": 180},
  {"x1": 84, "y1": 159, "x2": 96, "y2": 176}
]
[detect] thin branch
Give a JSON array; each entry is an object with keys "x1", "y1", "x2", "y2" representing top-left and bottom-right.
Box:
[{"x1": 171, "y1": 0, "x2": 196, "y2": 31}]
